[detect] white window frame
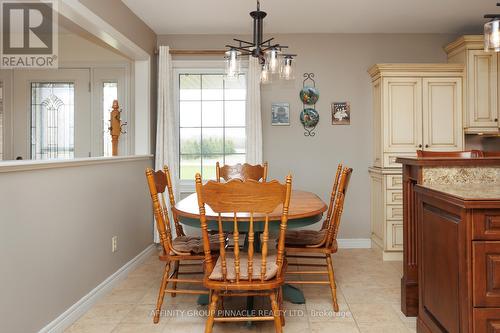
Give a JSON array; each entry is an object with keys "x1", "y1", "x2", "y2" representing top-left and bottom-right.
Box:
[{"x1": 173, "y1": 60, "x2": 248, "y2": 193}]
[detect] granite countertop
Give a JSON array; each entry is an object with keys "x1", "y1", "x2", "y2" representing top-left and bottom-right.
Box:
[{"x1": 421, "y1": 183, "x2": 500, "y2": 200}]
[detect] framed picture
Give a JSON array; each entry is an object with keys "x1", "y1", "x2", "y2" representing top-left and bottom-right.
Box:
[
  {"x1": 271, "y1": 103, "x2": 290, "y2": 126},
  {"x1": 332, "y1": 102, "x2": 351, "y2": 125}
]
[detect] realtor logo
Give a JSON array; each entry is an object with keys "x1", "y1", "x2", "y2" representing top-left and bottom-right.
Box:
[{"x1": 1, "y1": 0, "x2": 58, "y2": 68}]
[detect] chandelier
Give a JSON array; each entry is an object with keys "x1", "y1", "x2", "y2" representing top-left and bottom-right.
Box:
[
  {"x1": 484, "y1": 2, "x2": 500, "y2": 52},
  {"x1": 225, "y1": 0, "x2": 296, "y2": 83}
]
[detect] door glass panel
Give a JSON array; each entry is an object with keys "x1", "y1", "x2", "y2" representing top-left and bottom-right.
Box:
[
  {"x1": 103, "y1": 82, "x2": 118, "y2": 157},
  {"x1": 31, "y1": 82, "x2": 74, "y2": 160}
]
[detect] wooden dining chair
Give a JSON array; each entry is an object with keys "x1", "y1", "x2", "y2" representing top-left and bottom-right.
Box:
[
  {"x1": 284, "y1": 166, "x2": 353, "y2": 312},
  {"x1": 416, "y1": 150, "x2": 484, "y2": 158},
  {"x1": 484, "y1": 151, "x2": 500, "y2": 157},
  {"x1": 215, "y1": 162, "x2": 268, "y2": 182},
  {"x1": 195, "y1": 174, "x2": 292, "y2": 333},
  {"x1": 145, "y1": 167, "x2": 224, "y2": 324}
]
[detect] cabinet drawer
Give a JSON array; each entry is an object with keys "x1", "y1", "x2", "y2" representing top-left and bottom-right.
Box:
[
  {"x1": 473, "y1": 308, "x2": 500, "y2": 333},
  {"x1": 473, "y1": 211, "x2": 500, "y2": 240},
  {"x1": 386, "y1": 190, "x2": 403, "y2": 205},
  {"x1": 383, "y1": 153, "x2": 415, "y2": 168},
  {"x1": 385, "y1": 174, "x2": 403, "y2": 189},
  {"x1": 386, "y1": 221, "x2": 403, "y2": 251},
  {"x1": 386, "y1": 205, "x2": 403, "y2": 220},
  {"x1": 473, "y1": 241, "x2": 500, "y2": 307}
]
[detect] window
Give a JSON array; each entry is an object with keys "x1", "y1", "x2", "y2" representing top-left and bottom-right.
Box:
[
  {"x1": 178, "y1": 73, "x2": 246, "y2": 180},
  {"x1": 31, "y1": 82, "x2": 74, "y2": 160},
  {"x1": 103, "y1": 82, "x2": 118, "y2": 157}
]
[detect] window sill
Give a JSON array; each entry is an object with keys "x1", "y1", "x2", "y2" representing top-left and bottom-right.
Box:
[{"x1": 0, "y1": 155, "x2": 153, "y2": 173}]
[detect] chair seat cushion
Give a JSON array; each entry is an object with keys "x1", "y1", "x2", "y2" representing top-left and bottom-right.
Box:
[
  {"x1": 172, "y1": 234, "x2": 222, "y2": 254},
  {"x1": 209, "y1": 253, "x2": 278, "y2": 281},
  {"x1": 285, "y1": 229, "x2": 326, "y2": 247}
]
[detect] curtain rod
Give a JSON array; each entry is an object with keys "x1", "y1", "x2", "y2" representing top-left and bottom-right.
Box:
[{"x1": 154, "y1": 48, "x2": 227, "y2": 56}]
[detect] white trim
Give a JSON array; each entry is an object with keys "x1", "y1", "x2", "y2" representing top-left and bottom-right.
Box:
[
  {"x1": 38, "y1": 244, "x2": 156, "y2": 333},
  {"x1": 382, "y1": 251, "x2": 404, "y2": 261},
  {"x1": 337, "y1": 238, "x2": 372, "y2": 249},
  {"x1": 56, "y1": 0, "x2": 150, "y2": 61},
  {"x1": 0, "y1": 154, "x2": 153, "y2": 173}
]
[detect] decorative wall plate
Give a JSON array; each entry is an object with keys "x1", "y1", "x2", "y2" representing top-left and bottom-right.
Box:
[
  {"x1": 300, "y1": 108, "x2": 320, "y2": 128},
  {"x1": 300, "y1": 86, "x2": 320, "y2": 105}
]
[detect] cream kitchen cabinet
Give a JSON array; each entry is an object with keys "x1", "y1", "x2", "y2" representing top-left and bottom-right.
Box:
[
  {"x1": 369, "y1": 167, "x2": 403, "y2": 260},
  {"x1": 369, "y1": 64, "x2": 464, "y2": 168},
  {"x1": 445, "y1": 35, "x2": 500, "y2": 133},
  {"x1": 368, "y1": 64, "x2": 464, "y2": 260}
]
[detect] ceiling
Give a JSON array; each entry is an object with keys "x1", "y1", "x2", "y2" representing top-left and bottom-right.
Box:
[{"x1": 122, "y1": 0, "x2": 496, "y2": 35}]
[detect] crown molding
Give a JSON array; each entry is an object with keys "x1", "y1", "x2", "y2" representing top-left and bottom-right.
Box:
[
  {"x1": 368, "y1": 63, "x2": 465, "y2": 80},
  {"x1": 444, "y1": 35, "x2": 485, "y2": 57}
]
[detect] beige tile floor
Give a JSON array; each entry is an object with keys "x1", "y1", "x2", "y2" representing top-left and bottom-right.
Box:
[{"x1": 65, "y1": 246, "x2": 416, "y2": 333}]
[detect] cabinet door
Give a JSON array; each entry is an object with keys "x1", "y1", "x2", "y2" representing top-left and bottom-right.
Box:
[
  {"x1": 422, "y1": 78, "x2": 463, "y2": 151},
  {"x1": 383, "y1": 78, "x2": 423, "y2": 153},
  {"x1": 467, "y1": 50, "x2": 498, "y2": 128}
]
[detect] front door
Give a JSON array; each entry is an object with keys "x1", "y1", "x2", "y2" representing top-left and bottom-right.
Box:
[{"x1": 12, "y1": 69, "x2": 91, "y2": 159}]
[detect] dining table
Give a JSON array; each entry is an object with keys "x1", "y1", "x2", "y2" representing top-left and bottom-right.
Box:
[{"x1": 173, "y1": 189, "x2": 328, "y2": 305}]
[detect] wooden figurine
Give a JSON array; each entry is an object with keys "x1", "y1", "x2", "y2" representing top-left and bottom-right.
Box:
[{"x1": 109, "y1": 100, "x2": 126, "y2": 156}]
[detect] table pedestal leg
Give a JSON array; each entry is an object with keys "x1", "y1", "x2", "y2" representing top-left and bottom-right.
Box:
[
  {"x1": 197, "y1": 294, "x2": 209, "y2": 305},
  {"x1": 282, "y1": 284, "x2": 305, "y2": 304}
]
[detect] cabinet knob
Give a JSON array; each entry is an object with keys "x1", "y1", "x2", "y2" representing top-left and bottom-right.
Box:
[
  {"x1": 425, "y1": 144, "x2": 429, "y2": 148},
  {"x1": 418, "y1": 144, "x2": 422, "y2": 148},
  {"x1": 495, "y1": 118, "x2": 498, "y2": 122}
]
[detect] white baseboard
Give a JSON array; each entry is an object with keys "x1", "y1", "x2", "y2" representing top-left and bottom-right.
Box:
[
  {"x1": 39, "y1": 244, "x2": 156, "y2": 333},
  {"x1": 382, "y1": 251, "x2": 403, "y2": 261},
  {"x1": 337, "y1": 238, "x2": 372, "y2": 248}
]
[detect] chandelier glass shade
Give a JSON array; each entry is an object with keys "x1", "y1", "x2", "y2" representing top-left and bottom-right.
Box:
[
  {"x1": 224, "y1": 0, "x2": 296, "y2": 82},
  {"x1": 484, "y1": 3, "x2": 500, "y2": 52},
  {"x1": 485, "y1": 19, "x2": 500, "y2": 52}
]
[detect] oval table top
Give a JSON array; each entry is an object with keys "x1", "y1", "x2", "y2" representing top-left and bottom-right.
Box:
[{"x1": 174, "y1": 190, "x2": 327, "y2": 231}]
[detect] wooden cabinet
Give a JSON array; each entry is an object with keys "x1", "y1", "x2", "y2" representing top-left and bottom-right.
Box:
[
  {"x1": 445, "y1": 36, "x2": 500, "y2": 133},
  {"x1": 473, "y1": 242, "x2": 500, "y2": 308},
  {"x1": 415, "y1": 184, "x2": 500, "y2": 332},
  {"x1": 368, "y1": 64, "x2": 464, "y2": 261},
  {"x1": 474, "y1": 308, "x2": 500, "y2": 333}
]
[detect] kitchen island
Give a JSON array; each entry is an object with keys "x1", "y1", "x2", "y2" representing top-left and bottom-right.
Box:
[
  {"x1": 414, "y1": 183, "x2": 500, "y2": 333},
  {"x1": 396, "y1": 156, "x2": 500, "y2": 316}
]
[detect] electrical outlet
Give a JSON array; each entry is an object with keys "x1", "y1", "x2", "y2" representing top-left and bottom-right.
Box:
[{"x1": 112, "y1": 236, "x2": 118, "y2": 252}]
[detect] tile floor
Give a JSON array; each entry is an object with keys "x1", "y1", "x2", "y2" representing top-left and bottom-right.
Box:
[{"x1": 65, "y1": 246, "x2": 416, "y2": 333}]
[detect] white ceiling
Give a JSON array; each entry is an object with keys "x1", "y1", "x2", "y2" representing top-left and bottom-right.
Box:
[{"x1": 122, "y1": 0, "x2": 495, "y2": 35}]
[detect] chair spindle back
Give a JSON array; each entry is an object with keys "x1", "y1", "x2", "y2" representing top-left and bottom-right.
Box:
[
  {"x1": 321, "y1": 164, "x2": 343, "y2": 230},
  {"x1": 216, "y1": 162, "x2": 268, "y2": 182},
  {"x1": 326, "y1": 168, "x2": 353, "y2": 249},
  {"x1": 163, "y1": 166, "x2": 185, "y2": 237},
  {"x1": 416, "y1": 150, "x2": 484, "y2": 158},
  {"x1": 195, "y1": 174, "x2": 292, "y2": 282},
  {"x1": 145, "y1": 168, "x2": 174, "y2": 255}
]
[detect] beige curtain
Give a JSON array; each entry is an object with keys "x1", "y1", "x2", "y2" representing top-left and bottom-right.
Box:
[
  {"x1": 155, "y1": 45, "x2": 178, "y2": 242},
  {"x1": 245, "y1": 57, "x2": 263, "y2": 164}
]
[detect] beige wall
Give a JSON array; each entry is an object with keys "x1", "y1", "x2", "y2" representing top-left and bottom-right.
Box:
[
  {"x1": 58, "y1": 32, "x2": 132, "y2": 63},
  {"x1": 0, "y1": 157, "x2": 153, "y2": 333},
  {"x1": 158, "y1": 33, "x2": 457, "y2": 238},
  {"x1": 77, "y1": 0, "x2": 156, "y2": 55}
]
